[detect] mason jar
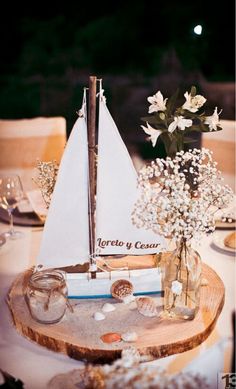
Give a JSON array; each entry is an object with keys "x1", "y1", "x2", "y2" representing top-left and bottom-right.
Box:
[{"x1": 26, "y1": 269, "x2": 68, "y2": 324}]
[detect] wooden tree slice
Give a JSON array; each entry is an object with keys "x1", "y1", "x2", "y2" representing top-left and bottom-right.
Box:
[{"x1": 7, "y1": 263, "x2": 224, "y2": 364}]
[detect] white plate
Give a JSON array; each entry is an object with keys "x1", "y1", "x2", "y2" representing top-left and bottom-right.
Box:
[
  {"x1": 215, "y1": 219, "x2": 236, "y2": 230},
  {"x1": 212, "y1": 234, "x2": 235, "y2": 254},
  {"x1": 214, "y1": 203, "x2": 236, "y2": 230}
]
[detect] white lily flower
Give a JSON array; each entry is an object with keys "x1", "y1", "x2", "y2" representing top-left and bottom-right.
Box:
[
  {"x1": 168, "y1": 116, "x2": 193, "y2": 133},
  {"x1": 141, "y1": 122, "x2": 162, "y2": 147},
  {"x1": 182, "y1": 91, "x2": 206, "y2": 113},
  {"x1": 171, "y1": 280, "x2": 183, "y2": 295},
  {"x1": 204, "y1": 107, "x2": 222, "y2": 131},
  {"x1": 147, "y1": 91, "x2": 167, "y2": 113}
]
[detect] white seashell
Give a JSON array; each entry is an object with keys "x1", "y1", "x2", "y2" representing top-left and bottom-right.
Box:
[
  {"x1": 93, "y1": 311, "x2": 105, "y2": 321},
  {"x1": 122, "y1": 331, "x2": 138, "y2": 342},
  {"x1": 136, "y1": 297, "x2": 157, "y2": 317},
  {"x1": 102, "y1": 303, "x2": 116, "y2": 313},
  {"x1": 122, "y1": 294, "x2": 136, "y2": 304}
]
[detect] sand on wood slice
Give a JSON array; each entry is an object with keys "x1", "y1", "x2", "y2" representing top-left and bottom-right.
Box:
[{"x1": 7, "y1": 263, "x2": 224, "y2": 364}]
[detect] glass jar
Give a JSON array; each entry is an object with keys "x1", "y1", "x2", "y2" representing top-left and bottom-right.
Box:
[
  {"x1": 162, "y1": 239, "x2": 201, "y2": 320},
  {"x1": 26, "y1": 269, "x2": 68, "y2": 324}
]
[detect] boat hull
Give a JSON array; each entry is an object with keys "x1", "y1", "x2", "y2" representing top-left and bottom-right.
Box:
[{"x1": 66, "y1": 267, "x2": 162, "y2": 298}]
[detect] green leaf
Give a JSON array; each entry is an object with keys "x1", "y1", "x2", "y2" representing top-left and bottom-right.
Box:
[
  {"x1": 199, "y1": 123, "x2": 216, "y2": 132},
  {"x1": 140, "y1": 117, "x2": 157, "y2": 125},
  {"x1": 160, "y1": 132, "x2": 178, "y2": 157},
  {"x1": 141, "y1": 116, "x2": 153, "y2": 122},
  {"x1": 166, "y1": 88, "x2": 179, "y2": 116},
  {"x1": 168, "y1": 140, "x2": 178, "y2": 156},
  {"x1": 140, "y1": 117, "x2": 167, "y2": 131},
  {"x1": 160, "y1": 132, "x2": 171, "y2": 148},
  {"x1": 186, "y1": 125, "x2": 204, "y2": 132},
  {"x1": 140, "y1": 116, "x2": 163, "y2": 125},
  {"x1": 183, "y1": 137, "x2": 198, "y2": 144},
  {"x1": 175, "y1": 132, "x2": 184, "y2": 152},
  {"x1": 184, "y1": 112, "x2": 202, "y2": 119},
  {"x1": 190, "y1": 86, "x2": 196, "y2": 97}
]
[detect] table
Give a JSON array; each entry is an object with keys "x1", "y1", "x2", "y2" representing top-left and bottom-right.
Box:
[{"x1": 0, "y1": 222, "x2": 235, "y2": 389}]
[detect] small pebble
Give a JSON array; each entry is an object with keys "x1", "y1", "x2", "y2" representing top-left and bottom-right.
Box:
[
  {"x1": 93, "y1": 312, "x2": 105, "y2": 321},
  {"x1": 102, "y1": 303, "x2": 116, "y2": 313},
  {"x1": 121, "y1": 331, "x2": 138, "y2": 342}
]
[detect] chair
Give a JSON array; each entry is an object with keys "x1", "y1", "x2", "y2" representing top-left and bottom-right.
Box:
[
  {"x1": 201, "y1": 120, "x2": 235, "y2": 190},
  {"x1": 0, "y1": 117, "x2": 66, "y2": 190}
]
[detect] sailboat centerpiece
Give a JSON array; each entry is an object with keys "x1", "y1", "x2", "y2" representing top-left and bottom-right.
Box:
[{"x1": 36, "y1": 76, "x2": 166, "y2": 298}]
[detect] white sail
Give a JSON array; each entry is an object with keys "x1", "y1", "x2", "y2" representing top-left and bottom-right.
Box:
[
  {"x1": 37, "y1": 107, "x2": 90, "y2": 268},
  {"x1": 95, "y1": 95, "x2": 165, "y2": 255}
]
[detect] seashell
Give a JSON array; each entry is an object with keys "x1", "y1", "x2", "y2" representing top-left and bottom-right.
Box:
[
  {"x1": 136, "y1": 297, "x2": 157, "y2": 317},
  {"x1": 102, "y1": 303, "x2": 116, "y2": 313},
  {"x1": 122, "y1": 294, "x2": 135, "y2": 305},
  {"x1": 93, "y1": 312, "x2": 105, "y2": 321},
  {"x1": 100, "y1": 332, "x2": 121, "y2": 343},
  {"x1": 121, "y1": 331, "x2": 138, "y2": 342},
  {"x1": 111, "y1": 279, "x2": 134, "y2": 301}
]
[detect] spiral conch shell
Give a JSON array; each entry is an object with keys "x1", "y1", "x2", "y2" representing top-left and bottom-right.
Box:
[
  {"x1": 110, "y1": 279, "x2": 134, "y2": 302},
  {"x1": 136, "y1": 297, "x2": 157, "y2": 317}
]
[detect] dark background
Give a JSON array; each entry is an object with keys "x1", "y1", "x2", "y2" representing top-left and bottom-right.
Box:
[{"x1": 0, "y1": 0, "x2": 235, "y2": 150}]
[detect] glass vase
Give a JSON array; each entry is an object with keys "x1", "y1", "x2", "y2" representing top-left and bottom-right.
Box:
[{"x1": 162, "y1": 239, "x2": 201, "y2": 320}]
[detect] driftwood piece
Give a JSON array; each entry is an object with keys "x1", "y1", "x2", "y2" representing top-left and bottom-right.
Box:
[
  {"x1": 88, "y1": 75, "x2": 97, "y2": 256},
  {"x1": 59, "y1": 254, "x2": 158, "y2": 273},
  {"x1": 7, "y1": 263, "x2": 224, "y2": 364}
]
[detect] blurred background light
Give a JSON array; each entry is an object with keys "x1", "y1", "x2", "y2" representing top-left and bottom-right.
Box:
[{"x1": 193, "y1": 25, "x2": 203, "y2": 35}]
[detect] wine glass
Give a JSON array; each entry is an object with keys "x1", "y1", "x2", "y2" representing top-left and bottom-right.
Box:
[{"x1": 0, "y1": 174, "x2": 24, "y2": 239}]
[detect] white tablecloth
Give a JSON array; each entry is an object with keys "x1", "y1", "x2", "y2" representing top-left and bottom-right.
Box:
[{"x1": 0, "y1": 222, "x2": 235, "y2": 389}]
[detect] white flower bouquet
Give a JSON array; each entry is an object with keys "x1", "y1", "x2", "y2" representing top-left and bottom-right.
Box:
[
  {"x1": 141, "y1": 86, "x2": 222, "y2": 158},
  {"x1": 135, "y1": 88, "x2": 231, "y2": 319}
]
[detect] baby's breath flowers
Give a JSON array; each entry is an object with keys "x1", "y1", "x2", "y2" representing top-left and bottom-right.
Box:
[
  {"x1": 133, "y1": 148, "x2": 233, "y2": 319},
  {"x1": 132, "y1": 148, "x2": 233, "y2": 243},
  {"x1": 72, "y1": 347, "x2": 210, "y2": 389},
  {"x1": 33, "y1": 160, "x2": 59, "y2": 209},
  {"x1": 141, "y1": 86, "x2": 222, "y2": 158}
]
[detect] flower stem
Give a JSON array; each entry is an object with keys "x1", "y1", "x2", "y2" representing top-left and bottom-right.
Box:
[
  {"x1": 185, "y1": 268, "x2": 189, "y2": 306},
  {"x1": 175, "y1": 238, "x2": 190, "y2": 307}
]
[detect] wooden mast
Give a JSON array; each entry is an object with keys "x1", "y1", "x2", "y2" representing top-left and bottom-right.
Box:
[{"x1": 88, "y1": 76, "x2": 97, "y2": 269}]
